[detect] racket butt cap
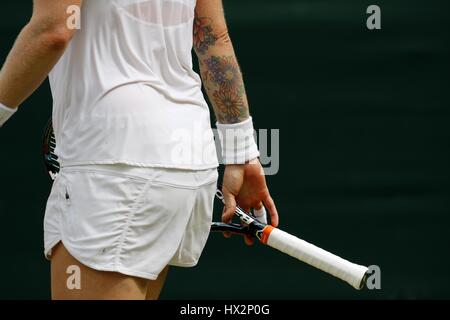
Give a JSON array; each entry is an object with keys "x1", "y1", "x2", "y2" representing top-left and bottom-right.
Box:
[{"x1": 357, "y1": 270, "x2": 370, "y2": 290}]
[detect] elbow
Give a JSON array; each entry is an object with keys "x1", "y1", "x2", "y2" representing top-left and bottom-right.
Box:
[
  {"x1": 40, "y1": 29, "x2": 74, "y2": 51},
  {"x1": 26, "y1": 20, "x2": 76, "y2": 51}
]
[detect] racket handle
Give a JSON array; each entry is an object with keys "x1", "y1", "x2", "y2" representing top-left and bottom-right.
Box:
[{"x1": 262, "y1": 227, "x2": 368, "y2": 289}]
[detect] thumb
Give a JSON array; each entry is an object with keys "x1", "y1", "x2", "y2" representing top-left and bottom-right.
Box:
[{"x1": 221, "y1": 191, "x2": 237, "y2": 223}]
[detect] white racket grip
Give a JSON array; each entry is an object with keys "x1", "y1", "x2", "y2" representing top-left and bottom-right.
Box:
[{"x1": 264, "y1": 228, "x2": 368, "y2": 289}]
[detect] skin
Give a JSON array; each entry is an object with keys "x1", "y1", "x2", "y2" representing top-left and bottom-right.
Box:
[
  {"x1": 222, "y1": 159, "x2": 279, "y2": 245},
  {"x1": 194, "y1": 0, "x2": 279, "y2": 245},
  {"x1": 51, "y1": 242, "x2": 168, "y2": 300},
  {"x1": 0, "y1": 0, "x2": 278, "y2": 299},
  {"x1": 194, "y1": 0, "x2": 249, "y2": 124},
  {"x1": 0, "y1": 0, "x2": 82, "y2": 108}
]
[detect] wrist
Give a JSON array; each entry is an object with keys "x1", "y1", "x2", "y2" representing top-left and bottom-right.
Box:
[
  {"x1": 0, "y1": 102, "x2": 18, "y2": 127},
  {"x1": 216, "y1": 117, "x2": 260, "y2": 165}
]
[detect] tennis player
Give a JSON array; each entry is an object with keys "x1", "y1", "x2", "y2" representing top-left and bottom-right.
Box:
[{"x1": 0, "y1": 0, "x2": 278, "y2": 299}]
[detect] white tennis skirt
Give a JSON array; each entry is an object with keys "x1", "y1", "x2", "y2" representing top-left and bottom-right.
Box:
[{"x1": 44, "y1": 164, "x2": 218, "y2": 280}]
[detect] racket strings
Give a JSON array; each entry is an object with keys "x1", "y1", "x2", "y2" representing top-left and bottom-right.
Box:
[{"x1": 42, "y1": 119, "x2": 60, "y2": 177}]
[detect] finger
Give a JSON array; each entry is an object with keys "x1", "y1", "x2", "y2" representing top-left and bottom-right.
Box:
[
  {"x1": 221, "y1": 192, "x2": 237, "y2": 223},
  {"x1": 223, "y1": 231, "x2": 232, "y2": 238},
  {"x1": 240, "y1": 206, "x2": 254, "y2": 245},
  {"x1": 263, "y1": 195, "x2": 279, "y2": 227},
  {"x1": 241, "y1": 206, "x2": 251, "y2": 214},
  {"x1": 222, "y1": 207, "x2": 232, "y2": 238},
  {"x1": 222, "y1": 206, "x2": 232, "y2": 238},
  {"x1": 244, "y1": 234, "x2": 254, "y2": 246},
  {"x1": 254, "y1": 202, "x2": 263, "y2": 210}
]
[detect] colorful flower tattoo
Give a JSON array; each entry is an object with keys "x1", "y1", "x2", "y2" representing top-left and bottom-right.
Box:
[
  {"x1": 194, "y1": 13, "x2": 249, "y2": 124},
  {"x1": 203, "y1": 55, "x2": 249, "y2": 123},
  {"x1": 193, "y1": 15, "x2": 217, "y2": 55},
  {"x1": 204, "y1": 56, "x2": 240, "y2": 91},
  {"x1": 213, "y1": 88, "x2": 245, "y2": 123}
]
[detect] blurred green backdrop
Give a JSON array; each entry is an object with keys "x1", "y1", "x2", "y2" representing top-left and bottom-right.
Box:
[{"x1": 0, "y1": 0, "x2": 449, "y2": 299}]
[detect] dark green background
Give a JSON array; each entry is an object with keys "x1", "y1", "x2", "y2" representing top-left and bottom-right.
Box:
[{"x1": 0, "y1": 0, "x2": 449, "y2": 299}]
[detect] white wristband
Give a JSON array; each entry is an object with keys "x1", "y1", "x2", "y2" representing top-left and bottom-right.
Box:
[
  {"x1": 216, "y1": 117, "x2": 260, "y2": 164},
  {"x1": 0, "y1": 103, "x2": 17, "y2": 127}
]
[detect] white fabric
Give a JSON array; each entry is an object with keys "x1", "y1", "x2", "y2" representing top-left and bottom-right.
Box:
[
  {"x1": 49, "y1": 0, "x2": 218, "y2": 170},
  {"x1": 216, "y1": 117, "x2": 260, "y2": 164},
  {"x1": 0, "y1": 103, "x2": 17, "y2": 127},
  {"x1": 266, "y1": 228, "x2": 368, "y2": 289},
  {"x1": 44, "y1": 164, "x2": 218, "y2": 280}
]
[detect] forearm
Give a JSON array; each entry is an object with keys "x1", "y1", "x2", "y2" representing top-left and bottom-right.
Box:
[
  {"x1": 0, "y1": 23, "x2": 71, "y2": 108},
  {"x1": 194, "y1": 13, "x2": 250, "y2": 124}
]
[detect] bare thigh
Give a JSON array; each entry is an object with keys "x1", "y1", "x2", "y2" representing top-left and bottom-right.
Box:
[
  {"x1": 51, "y1": 242, "x2": 168, "y2": 300},
  {"x1": 146, "y1": 265, "x2": 169, "y2": 300}
]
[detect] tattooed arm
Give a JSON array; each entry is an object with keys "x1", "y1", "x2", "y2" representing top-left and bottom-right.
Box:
[
  {"x1": 193, "y1": 0, "x2": 249, "y2": 124},
  {"x1": 193, "y1": 0, "x2": 279, "y2": 242}
]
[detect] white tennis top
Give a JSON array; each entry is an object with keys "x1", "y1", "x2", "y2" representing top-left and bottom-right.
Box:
[{"x1": 49, "y1": 0, "x2": 219, "y2": 170}]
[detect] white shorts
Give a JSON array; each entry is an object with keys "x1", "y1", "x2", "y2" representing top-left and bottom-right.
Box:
[{"x1": 44, "y1": 164, "x2": 218, "y2": 280}]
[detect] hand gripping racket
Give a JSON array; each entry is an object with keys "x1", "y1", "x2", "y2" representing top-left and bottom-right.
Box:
[
  {"x1": 211, "y1": 192, "x2": 369, "y2": 290},
  {"x1": 42, "y1": 119, "x2": 369, "y2": 290}
]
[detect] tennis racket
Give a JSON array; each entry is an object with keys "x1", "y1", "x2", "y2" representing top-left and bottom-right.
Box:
[
  {"x1": 42, "y1": 118, "x2": 60, "y2": 180},
  {"x1": 42, "y1": 119, "x2": 369, "y2": 290},
  {"x1": 211, "y1": 191, "x2": 369, "y2": 290}
]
